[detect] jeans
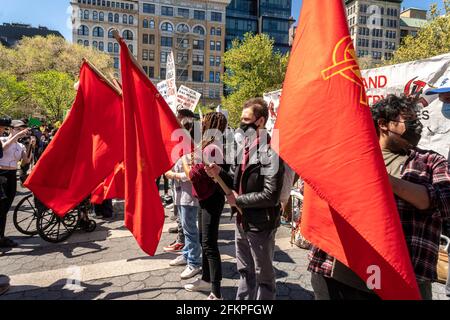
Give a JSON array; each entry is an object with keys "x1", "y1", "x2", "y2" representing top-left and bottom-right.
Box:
[
  {"x1": 235, "y1": 223, "x2": 277, "y2": 300},
  {"x1": 0, "y1": 170, "x2": 17, "y2": 239},
  {"x1": 179, "y1": 205, "x2": 201, "y2": 268}
]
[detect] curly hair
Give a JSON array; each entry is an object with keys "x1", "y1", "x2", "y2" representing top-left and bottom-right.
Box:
[{"x1": 371, "y1": 94, "x2": 419, "y2": 136}]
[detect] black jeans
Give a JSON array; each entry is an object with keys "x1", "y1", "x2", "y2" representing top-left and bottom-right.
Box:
[
  {"x1": 199, "y1": 191, "x2": 225, "y2": 284},
  {"x1": 310, "y1": 272, "x2": 380, "y2": 300},
  {"x1": 0, "y1": 170, "x2": 17, "y2": 238}
]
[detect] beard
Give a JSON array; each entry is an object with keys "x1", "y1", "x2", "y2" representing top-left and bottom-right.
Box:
[{"x1": 385, "y1": 134, "x2": 411, "y2": 155}]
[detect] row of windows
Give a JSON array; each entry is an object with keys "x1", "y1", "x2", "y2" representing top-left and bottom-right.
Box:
[
  {"x1": 77, "y1": 25, "x2": 133, "y2": 40},
  {"x1": 142, "y1": 20, "x2": 222, "y2": 37},
  {"x1": 80, "y1": 10, "x2": 135, "y2": 25},
  {"x1": 142, "y1": 4, "x2": 222, "y2": 22},
  {"x1": 359, "y1": 4, "x2": 399, "y2": 17},
  {"x1": 77, "y1": 0, "x2": 135, "y2": 11},
  {"x1": 77, "y1": 39, "x2": 133, "y2": 53},
  {"x1": 152, "y1": 37, "x2": 222, "y2": 50},
  {"x1": 141, "y1": 50, "x2": 221, "y2": 67},
  {"x1": 357, "y1": 39, "x2": 396, "y2": 50}
]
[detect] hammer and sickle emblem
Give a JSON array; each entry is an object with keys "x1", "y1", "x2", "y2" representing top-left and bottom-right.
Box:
[{"x1": 321, "y1": 36, "x2": 367, "y2": 106}]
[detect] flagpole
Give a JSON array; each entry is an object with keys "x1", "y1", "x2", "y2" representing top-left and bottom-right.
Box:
[{"x1": 82, "y1": 58, "x2": 122, "y2": 96}]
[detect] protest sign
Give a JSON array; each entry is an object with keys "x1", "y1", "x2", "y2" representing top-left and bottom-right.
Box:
[{"x1": 176, "y1": 85, "x2": 202, "y2": 112}]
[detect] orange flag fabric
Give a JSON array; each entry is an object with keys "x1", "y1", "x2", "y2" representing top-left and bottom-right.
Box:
[
  {"x1": 119, "y1": 39, "x2": 190, "y2": 255},
  {"x1": 24, "y1": 62, "x2": 124, "y2": 216},
  {"x1": 273, "y1": 0, "x2": 421, "y2": 300}
]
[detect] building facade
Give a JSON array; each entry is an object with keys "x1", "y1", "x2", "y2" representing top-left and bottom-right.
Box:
[
  {"x1": 226, "y1": 0, "x2": 293, "y2": 54},
  {"x1": 71, "y1": 0, "x2": 139, "y2": 74},
  {"x1": 345, "y1": 0, "x2": 403, "y2": 61},
  {"x1": 400, "y1": 8, "x2": 428, "y2": 41},
  {"x1": 138, "y1": 0, "x2": 229, "y2": 106},
  {"x1": 0, "y1": 23, "x2": 63, "y2": 48}
]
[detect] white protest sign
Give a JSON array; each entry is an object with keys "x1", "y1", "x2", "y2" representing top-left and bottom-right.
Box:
[
  {"x1": 157, "y1": 79, "x2": 177, "y2": 113},
  {"x1": 263, "y1": 89, "x2": 283, "y2": 135},
  {"x1": 176, "y1": 85, "x2": 202, "y2": 112},
  {"x1": 361, "y1": 53, "x2": 450, "y2": 159},
  {"x1": 166, "y1": 50, "x2": 176, "y2": 81}
]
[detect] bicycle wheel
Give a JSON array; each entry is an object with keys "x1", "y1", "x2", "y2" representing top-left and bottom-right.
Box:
[
  {"x1": 13, "y1": 194, "x2": 39, "y2": 236},
  {"x1": 36, "y1": 209, "x2": 80, "y2": 243}
]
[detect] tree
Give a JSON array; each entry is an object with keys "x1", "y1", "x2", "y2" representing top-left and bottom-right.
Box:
[
  {"x1": 389, "y1": 1, "x2": 450, "y2": 65},
  {"x1": 223, "y1": 33, "x2": 289, "y2": 127},
  {"x1": 0, "y1": 72, "x2": 29, "y2": 118},
  {"x1": 28, "y1": 71, "x2": 76, "y2": 123}
]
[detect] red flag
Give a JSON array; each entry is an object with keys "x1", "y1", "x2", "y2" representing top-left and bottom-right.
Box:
[
  {"x1": 119, "y1": 39, "x2": 190, "y2": 255},
  {"x1": 24, "y1": 62, "x2": 123, "y2": 216},
  {"x1": 91, "y1": 162, "x2": 125, "y2": 204},
  {"x1": 273, "y1": 0, "x2": 421, "y2": 299}
]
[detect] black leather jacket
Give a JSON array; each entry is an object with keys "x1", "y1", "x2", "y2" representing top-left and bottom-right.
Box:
[{"x1": 220, "y1": 142, "x2": 284, "y2": 232}]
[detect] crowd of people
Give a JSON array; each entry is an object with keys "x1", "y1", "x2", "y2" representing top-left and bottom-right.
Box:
[{"x1": 0, "y1": 90, "x2": 449, "y2": 300}]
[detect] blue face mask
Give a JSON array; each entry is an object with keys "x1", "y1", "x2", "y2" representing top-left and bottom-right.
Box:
[{"x1": 442, "y1": 103, "x2": 450, "y2": 119}]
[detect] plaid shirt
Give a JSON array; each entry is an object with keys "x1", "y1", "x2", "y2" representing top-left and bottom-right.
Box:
[{"x1": 308, "y1": 148, "x2": 450, "y2": 281}]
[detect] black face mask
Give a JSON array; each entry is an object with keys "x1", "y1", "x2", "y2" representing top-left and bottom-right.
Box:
[
  {"x1": 240, "y1": 121, "x2": 259, "y2": 133},
  {"x1": 389, "y1": 119, "x2": 423, "y2": 148}
]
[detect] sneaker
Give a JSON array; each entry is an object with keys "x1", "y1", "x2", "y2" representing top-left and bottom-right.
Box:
[
  {"x1": 184, "y1": 277, "x2": 210, "y2": 292},
  {"x1": 180, "y1": 265, "x2": 202, "y2": 280},
  {"x1": 0, "y1": 237, "x2": 18, "y2": 248},
  {"x1": 169, "y1": 255, "x2": 187, "y2": 266},
  {"x1": 163, "y1": 242, "x2": 184, "y2": 253},
  {"x1": 207, "y1": 293, "x2": 223, "y2": 300},
  {"x1": 168, "y1": 227, "x2": 179, "y2": 234}
]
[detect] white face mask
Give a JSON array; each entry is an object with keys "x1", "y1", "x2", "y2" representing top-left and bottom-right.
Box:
[{"x1": 442, "y1": 103, "x2": 450, "y2": 119}]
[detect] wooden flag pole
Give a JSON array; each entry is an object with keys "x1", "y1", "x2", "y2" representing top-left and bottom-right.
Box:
[{"x1": 82, "y1": 58, "x2": 122, "y2": 96}]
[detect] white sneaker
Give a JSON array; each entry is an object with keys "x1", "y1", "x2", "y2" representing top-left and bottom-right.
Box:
[
  {"x1": 169, "y1": 255, "x2": 187, "y2": 266},
  {"x1": 184, "y1": 277, "x2": 210, "y2": 292},
  {"x1": 207, "y1": 293, "x2": 223, "y2": 300},
  {"x1": 180, "y1": 265, "x2": 202, "y2": 280}
]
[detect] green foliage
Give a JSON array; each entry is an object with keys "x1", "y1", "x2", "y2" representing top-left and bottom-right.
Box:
[
  {"x1": 0, "y1": 35, "x2": 113, "y2": 121},
  {"x1": 387, "y1": 1, "x2": 450, "y2": 65},
  {"x1": 222, "y1": 33, "x2": 289, "y2": 127}
]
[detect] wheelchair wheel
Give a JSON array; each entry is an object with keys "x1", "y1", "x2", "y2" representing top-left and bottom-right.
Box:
[
  {"x1": 36, "y1": 209, "x2": 80, "y2": 243},
  {"x1": 13, "y1": 194, "x2": 39, "y2": 236}
]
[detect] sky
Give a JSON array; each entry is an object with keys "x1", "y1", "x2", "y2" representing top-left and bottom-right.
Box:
[{"x1": 0, "y1": 0, "x2": 444, "y2": 42}]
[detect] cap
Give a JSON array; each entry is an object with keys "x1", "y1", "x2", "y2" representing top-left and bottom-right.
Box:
[{"x1": 425, "y1": 77, "x2": 450, "y2": 95}]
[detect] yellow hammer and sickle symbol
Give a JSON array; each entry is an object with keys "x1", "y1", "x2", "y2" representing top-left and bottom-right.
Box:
[{"x1": 321, "y1": 36, "x2": 368, "y2": 106}]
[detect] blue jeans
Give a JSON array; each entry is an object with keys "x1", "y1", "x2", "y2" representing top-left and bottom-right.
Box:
[{"x1": 179, "y1": 205, "x2": 201, "y2": 268}]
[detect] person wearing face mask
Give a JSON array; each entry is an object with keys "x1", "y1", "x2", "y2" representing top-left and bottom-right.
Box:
[
  {"x1": 206, "y1": 98, "x2": 285, "y2": 300},
  {"x1": 308, "y1": 94, "x2": 450, "y2": 300},
  {"x1": 0, "y1": 120, "x2": 33, "y2": 248},
  {"x1": 425, "y1": 78, "x2": 450, "y2": 297}
]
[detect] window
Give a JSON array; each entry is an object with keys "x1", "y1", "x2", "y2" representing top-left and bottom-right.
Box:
[
  {"x1": 192, "y1": 71, "x2": 204, "y2": 82},
  {"x1": 108, "y1": 28, "x2": 114, "y2": 38},
  {"x1": 143, "y1": 3, "x2": 155, "y2": 14},
  {"x1": 210, "y1": 41, "x2": 215, "y2": 51},
  {"x1": 142, "y1": 49, "x2": 149, "y2": 60},
  {"x1": 216, "y1": 41, "x2": 221, "y2": 51},
  {"x1": 148, "y1": 67, "x2": 154, "y2": 78},
  {"x1": 114, "y1": 43, "x2": 119, "y2": 53},
  {"x1": 161, "y1": 36, "x2": 173, "y2": 47},
  {"x1": 194, "y1": 10, "x2": 205, "y2": 20},
  {"x1": 216, "y1": 27, "x2": 222, "y2": 36},
  {"x1": 210, "y1": 27, "x2": 216, "y2": 36},
  {"x1": 123, "y1": 30, "x2": 133, "y2": 40},
  {"x1": 108, "y1": 42, "x2": 113, "y2": 52},
  {"x1": 193, "y1": 26, "x2": 205, "y2": 35},
  {"x1": 99, "y1": 12, "x2": 104, "y2": 21},
  {"x1": 128, "y1": 44, "x2": 133, "y2": 53},
  {"x1": 77, "y1": 39, "x2": 83, "y2": 45},
  {"x1": 149, "y1": 20, "x2": 155, "y2": 29},
  {"x1": 114, "y1": 57, "x2": 119, "y2": 69},
  {"x1": 177, "y1": 38, "x2": 189, "y2": 48},
  {"x1": 160, "y1": 51, "x2": 169, "y2": 63},
  {"x1": 123, "y1": 14, "x2": 128, "y2": 24},
  {"x1": 84, "y1": 40, "x2": 89, "y2": 47},
  {"x1": 161, "y1": 6, "x2": 174, "y2": 16},
  {"x1": 143, "y1": 34, "x2": 149, "y2": 44},
  {"x1": 177, "y1": 24, "x2": 189, "y2": 33},
  {"x1": 193, "y1": 54, "x2": 204, "y2": 66},
  {"x1": 129, "y1": 16, "x2": 134, "y2": 25},
  {"x1": 93, "y1": 41, "x2": 98, "y2": 49},
  {"x1": 215, "y1": 56, "x2": 221, "y2": 67},
  {"x1": 215, "y1": 72, "x2": 220, "y2": 83},
  {"x1": 210, "y1": 55, "x2": 215, "y2": 66},
  {"x1": 177, "y1": 53, "x2": 189, "y2": 64},
  {"x1": 209, "y1": 71, "x2": 215, "y2": 83},
  {"x1": 93, "y1": 26, "x2": 104, "y2": 37},
  {"x1": 177, "y1": 69, "x2": 188, "y2": 81},
  {"x1": 178, "y1": 8, "x2": 189, "y2": 18},
  {"x1": 93, "y1": 11, "x2": 98, "y2": 20},
  {"x1": 149, "y1": 50, "x2": 155, "y2": 61},
  {"x1": 78, "y1": 25, "x2": 89, "y2": 36},
  {"x1": 161, "y1": 22, "x2": 174, "y2": 32},
  {"x1": 160, "y1": 68, "x2": 166, "y2": 79},
  {"x1": 193, "y1": 39, "x2": 204, "y2": 50},
  {"x1": 143, "y1": 19, "x2": 148, "y2": 28},
  {"x1": 114, "y1": 13, "x2": 119, "y2": 23},
  {"x1": 84, "y1": 10, "x2": 89, "y2": 20},
  {"x1": 108, "y1": 13, "x2": 113, "y2": 22},
  {"x1": 211, "y1": 12, "x2": 222, "y2": 22}
]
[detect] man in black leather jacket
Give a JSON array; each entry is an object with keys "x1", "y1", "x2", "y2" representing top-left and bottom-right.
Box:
[{"x1": 206, "y1": 98, "x2": 284, "y2": 300}]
